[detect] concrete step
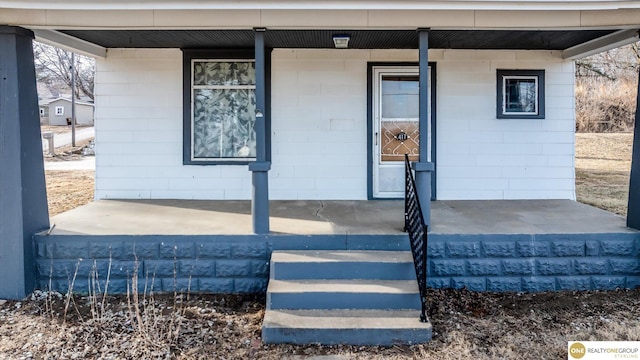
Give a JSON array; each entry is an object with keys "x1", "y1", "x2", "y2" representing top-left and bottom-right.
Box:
[
  {"x1": 267, "y1": 279, "x2": 421, "y2": 310},
  {"x1": 262, "y1": 309, "x2": 432, "y2": 345},
  {"x1": 270, "y1": 250, "x2": 416, "y2": 280}
]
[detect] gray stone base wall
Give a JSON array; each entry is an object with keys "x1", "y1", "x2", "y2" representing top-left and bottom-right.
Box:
[
  {"x1": 426, "y1": 233, "x2": 640, "y2": 292},
  {"x1": 35, "y1": 235, "x2": 270, "y2": 294},
  {"x1": 34, "y1": 232, "x2": 640, "y2": 294}
]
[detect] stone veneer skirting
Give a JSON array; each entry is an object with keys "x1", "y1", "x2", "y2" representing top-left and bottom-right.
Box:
[{"x1": 34, "y1": 233, "x2": 640, "y2": 294}]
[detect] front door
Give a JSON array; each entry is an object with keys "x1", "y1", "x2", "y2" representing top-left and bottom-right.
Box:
[{"x1": 372, "y1": 66, "x2": 432, "y2": 198}]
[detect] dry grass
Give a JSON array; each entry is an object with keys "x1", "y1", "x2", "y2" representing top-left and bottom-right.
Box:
[
  {"x1": 1, "y1": 289, "x2": 638, "y2": 359},
  {"x1": 45, "y1": 170, "x2": 94, "y2": 216},
  {"x1": 576, "y1": 77, "x2": 637, "y2": 132},
  {"x1": 575, "y1": 133, "x2": 633, "y2": 216}
]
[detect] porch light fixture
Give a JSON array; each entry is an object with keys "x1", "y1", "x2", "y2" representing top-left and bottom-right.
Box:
[{"x1": 332, "y1": 35, "x2": 350, "y2": 49}]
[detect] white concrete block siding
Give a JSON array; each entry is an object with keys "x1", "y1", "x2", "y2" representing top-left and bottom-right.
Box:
[{"x1": 94, "y1": 48, "x2": 575, "y2": 201}]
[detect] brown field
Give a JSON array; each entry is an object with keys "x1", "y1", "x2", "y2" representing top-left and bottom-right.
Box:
[
  {"x1": 575, "y1": 132, "x2": 633, "y2": 216},
  {"x1": 45, "y1": 170, "x2": 94, "y2": 216},
  {"x1": 0, "y1": 133, "x2": 636, "y2": 359}
]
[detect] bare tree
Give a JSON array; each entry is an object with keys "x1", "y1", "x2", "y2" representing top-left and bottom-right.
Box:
[
  {"x1": 576, "y1": 41, "x2": 640, "y2": 80},
  {"x1": 33, "y1": 41, "x2": 95, "y2": 100}
]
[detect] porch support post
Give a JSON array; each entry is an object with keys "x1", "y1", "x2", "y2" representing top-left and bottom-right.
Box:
[
  {"x1": 0, "y1": 26, "x2": 50, "y2": 299},
  {"x1": 627, "y1": 67, "x2": 640, "y2": 230},
  {"x1": 250, "y1": 28, "x2": 270, "y2": 234},
  {"x1": 414, "y1": 28, "x2": 434, "y2": 227}
]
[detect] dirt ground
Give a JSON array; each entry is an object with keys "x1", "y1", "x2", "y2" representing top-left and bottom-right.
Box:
[
  {"x1": 0, "y1": 289, "x2": 638, "y2": 360},
  {"x1": 0, "y1": 132, "x2": 634, "y2": 359}
]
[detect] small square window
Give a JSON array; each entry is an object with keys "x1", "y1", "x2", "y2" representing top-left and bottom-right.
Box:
[
  {"x1": 497, "y1": 70, "x2": 545, "y2": 119},
  {"x1": 55, "y1": 106, "x2": 64, "y2": 116}
]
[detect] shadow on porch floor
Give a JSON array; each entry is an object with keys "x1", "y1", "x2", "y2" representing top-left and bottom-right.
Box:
[{"x1": 47, "y1": 199, "x2": 635, "y2": 236}]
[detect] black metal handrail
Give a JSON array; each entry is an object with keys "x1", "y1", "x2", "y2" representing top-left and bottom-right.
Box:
[{"x1": 404, "y1": 154, "x2": 429, "y2": 322}]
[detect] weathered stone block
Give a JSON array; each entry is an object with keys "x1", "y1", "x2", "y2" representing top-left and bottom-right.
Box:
[
  {"x1": 231, "y1": 242, "x2": 267, "y2": 259},
  {"x1": 585, "y1": 241, "x2": 600, "y2": 256},
  {"x1": 143, "y1": 260, "x2": 176, "y2": 277},
  {"x1": 521, "y1": 277, "x2": 556, "y2": 292},
  {"x1": 502, "y1": 259, "x2": 534, "y2": 275},
  {"x1": 196, "y1": 242, "x2": 230, "y2": 259},
  {"x1": 120, "y1": 241, "x2": 160, "y2": 260},
  {"x1": 600, "y1": 240, "x2": 635, "y2": 256},
  {"x1": 574, "y1": 259, "x2": 607, "y2": 275},
  {"x1": 251, "y1": 260, "x2": 269, "y2": 277},
  {"x1": 487, "y1": 278, "x2": 521, "y2": 292},
  {"x1": 216, "y1": 260, "x2": 252, "y2": 278},
  {"x1": 428, "y1": 242, "x2": 445, "y2": 258},
  {"x1": 466, "y1": 260, "x2": 501, "y2": 276},
  {"x1": 109, "y1": 260, "x2": 142, "y2": 278},
  {"x1": 536, "y1": 259, "x2": 572, "y2": 275},
  {"x1": 234, "y1": 278, "x2": 268, "y2": 293},
  {"x1": 161, "y1": 278, "x2": 196, "y2": 292},
  {"x1": 427, "y1": 278, "x2": 450, "y2": 288},
  {"x1": 452, "y1": 277, "x2": 486, "y2": 291},
  {"x1": 610, "y1": 259, "x2": 640, "y2": 275},
  {"x1": 482, "y1": 242, "x2": 516, "y2": 257},
  {"x1": 89, "y1": 241, "x2": 119, "y2": 259},
  {"x1": 431, "y1": 260, "x2": 465, "y2": 276},
  {"x1": 516, "y1": 240, "x2": 550, "y2": 257},
  {"x1": 159, "y1": 242, "x2": 195, "y2": 259},
  {"x1": 179, "y1": 259, "x2": 216, "y2": 277},
  {"x1": 105, "y1": 279, "x2": 128, "y2": 294},
  {"x1": 55, "y1": 242, "x2": 88, "y2": 259},
  {"x1": 626, "y1": 276, "x2": 640, "y2": 289},
  {"x1": 199, "y1": 278, "x2": 234, "y2": 293},
  {"x1": 556, "y1": 276, "x2": 591, "y2": 290},
  {"x1": 446, "y1": 242, "x2": 480, "y2": 258},
  {"x1": 36, "y1": 241, "x2": 54, "y2": 259},
  {"x1": 551, "y1": 241, "x2": 585, "y2": 257},
  {"x1": 592, "y1": 276, "x2": 626, "y2": 290}
]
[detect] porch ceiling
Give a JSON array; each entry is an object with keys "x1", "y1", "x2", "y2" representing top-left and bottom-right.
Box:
[{"x1": 59, "y1": 29, "x2": 616, "y2": 50}]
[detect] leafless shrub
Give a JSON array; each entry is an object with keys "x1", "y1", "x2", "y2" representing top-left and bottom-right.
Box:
[{"x1": 575, "y1": 76, "x2": 637, "y2": 133}]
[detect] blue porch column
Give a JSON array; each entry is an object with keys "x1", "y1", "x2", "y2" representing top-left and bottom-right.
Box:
[
  {"x1": 250, "y1": 28, "x2": 270, "y2": 234},
  {"x1": 0, "y1": 26, "x2": 50, "y2": 299},
  {"x1": 415, "y1": 29, "x2": 434, "y2": 227},
  {"x1": 627, "y1": 67, "x2": 640, "y2": 230}
]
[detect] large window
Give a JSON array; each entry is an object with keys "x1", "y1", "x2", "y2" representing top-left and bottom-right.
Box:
[
  {"x1": 183, "y1": 49, "x2": 268, "y2": 165},
  {"x1": 497, "y1": 70, "x2": 545, "y2": 119}
]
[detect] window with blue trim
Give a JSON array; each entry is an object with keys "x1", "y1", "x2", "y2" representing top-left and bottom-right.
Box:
[
  {"x1": 497, "y1": 69, "x2": 545, "y2": 119},
  {"x1": 191, "y1": 60, "x2": 256, "y2": 161}
]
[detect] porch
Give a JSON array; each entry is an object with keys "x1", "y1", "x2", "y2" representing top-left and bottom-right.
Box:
[
  {"x1": 35, "y1": 199, "x2": 640, "y2": 295},
  {"x1": 48, "y1": 199, "x2": 633, "y2": 236}
]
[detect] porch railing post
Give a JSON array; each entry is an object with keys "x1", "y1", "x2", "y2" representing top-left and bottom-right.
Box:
[
  {"x1": 415, "y1": 28, "x2": 434, "y2": 227},
  {"x1": 251, "y1": 27, "x2": 270, "y2": 234},
  {"x1": 0, "y1": 26, "x2": 50, "y2": 299},
  {"x1": 627, "y1": 67, "x2": 640, "y2": 230}
]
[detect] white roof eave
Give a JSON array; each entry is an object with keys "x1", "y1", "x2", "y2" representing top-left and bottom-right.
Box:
[{"x1": 3, "y1": 0, "x2": 640, "y2": 11}]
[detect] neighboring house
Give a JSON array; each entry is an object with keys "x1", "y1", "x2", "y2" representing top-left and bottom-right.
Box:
[
  {"x1": 42, "y1": 97, "x2": 94, "y2": 126},
  {"x1": 37, "y1": 99, "x2": 50, "y2": 124},
  {"x1": 1, "y1": 1, "x2": 640, "y2": 344}
]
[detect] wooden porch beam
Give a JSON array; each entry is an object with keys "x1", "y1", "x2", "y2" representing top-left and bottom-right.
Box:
[
  {"x1": 414, "y1": 28, "x2": 434, "y2": 227},
  {"x1": 562, "y1": 29, "x2": 639, "y2": 60},
  {"x1": 250, "y1": 27, "x2": 270, "y2": 235},
  {"x1": 32, "y1": 29, "x2": 107, "y2": 58},
  {"x1": 627, "y1": 68, "x2": 640, "y2": 230}
]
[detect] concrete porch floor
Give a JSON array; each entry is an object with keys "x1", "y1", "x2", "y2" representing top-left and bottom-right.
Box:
[{"x1": 48, "y1": 199, "x2": 636, "y2": 236}]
